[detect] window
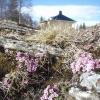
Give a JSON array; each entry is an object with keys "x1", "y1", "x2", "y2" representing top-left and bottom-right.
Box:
[
  {"x1": 66, "y1": 22, "x2": 69, "y2": 27},
  {"x1": 60, "y1": 22, "x2": 63, "y2": 26}
]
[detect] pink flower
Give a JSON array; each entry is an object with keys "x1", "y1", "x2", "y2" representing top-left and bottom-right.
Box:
[
  {"x1": 48, "y1": 94, "x2": 53, "y2": 100},
  {"x1": 87, "y1": 53, "x2": 93, "y2": 59},
  {"x1": 5, "y1": 34, "x2": 9, "y2": 38},
  {"x1": 26, "y1": 67, "x2": 32, "y2": 72},
  {"x1": 70, "y1": 50, "x2": 98, "y2": 73},
  {"x1": 35, "y1": 53, "x2": 39, "y2": 57},
  {"x1": 75, "y1": 65, "x2": 81, "y2": 72},
  {"x1": 46, "y1": 85, "x2": 51, "y2": 90},
  {"x1": 49, "y1": 89, "x2": 54, "y2": 93},
  {"x1": 18, "y1": 63, "x2": 23, "y2": 68},
  {"x1": 48, "y1": 92, "x2": 58, "y2": 100},
  {"x1": 71, "y1": 62, "x2": 76, "y2": 73},
  {"x1": 9, "y1": 51, "x2": 13, "y2": 55},
  {"x1": 40, "y1": 96, "x2": 45, "y2": 100},
  {"x1": 24, "y1": 53, "x2": 29, "y2": 59},
  {"x1": 18, "y1": 57, "x2": 25, "y2": 62},
  {"x1": 7, "y1": 97, "x2": 10, "y2": 100},
  {"x1": 5, "y1": 49, "x2": 9, "y2": 53},
  {"x1": 35, "y1": 53, "x2": 43, "y2": 57},
  {"x1": 43, "y1": 51, "x2": 47, "y2": 55},
  {"x1": 41, "y1": 85, "x2": 59, "y2": 100},
  {"x1": 5, "y1": 74, "x2": 9, "y2": 78},
  {"x1": 26, "y1": 60, "x2": 32, "y2": 66},
  {"x1": 32, "y1": 65, "x2": 37, "y2": 72},
  {"x1": 28, "y1": 60, "x2": 32, "y2": 64},
  {"x1": 44, "y1": 85, "x2": 50, "y2": 94},
  {"x1": 86, "y1": 61, "x2": 95, "y2": 72},
  {"x1": 44, "y1": 88, "x2": 49, "y2": 94},
  {"x1": 7, "y1": 84, "x2": 12, "y2": 88},
  {"x1": 71, "y1": 62, "x2": 76, "y2": 68},
  {"x1": 24, "y1": 80, "x2": 28, "y2": 85},
  {"x1": 17, "y1": 51, "x2": 22, "y2": 57},
  {"x1": 82, "y1": 67, "x2": 87, "y2": 72},
  {"x1": 3, "y1": 78, "x2": 8, "y2": 85},
  {"x1": 34, "y1": 59, "x2": 39, "y2": 65},
  {"x1": 53, "y1": 85, "x2": 59, "y2": 91},
  {"x1": 52, "y1": 92, "x2": 59, "y2": 97},
  {"x1": 88, "y1": 45, "x2": 92, "y2": 49},
  {"x1": 43, "y1": 93, "x2": 48, "y2": 99},
  {"x1": 95, "y1": 59, "x2": 100, "y2": 68}
]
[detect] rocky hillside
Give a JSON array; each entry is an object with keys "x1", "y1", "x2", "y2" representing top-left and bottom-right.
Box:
[{"x1": 0, "y1": 21, "x2": 100, "y2": 100}]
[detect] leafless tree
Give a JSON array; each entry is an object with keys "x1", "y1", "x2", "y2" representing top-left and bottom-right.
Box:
[
  {"x1": 0, "y1": 0, "x2": 36, "y2": 28},
  {"x1": 33, "y1": 20, "x2": 39, "y2": 28},
  {"x1": 18, "y1": 0, "x2": 23, "y2": 24},
  {"x1": 0, "y1": 0, "x2": 8, "y2": 19},
  {"x1": 21, "y1": 13, "x2": 34, "y2": 27},
  {"x1": 18, "y1": 0, "x2": 33, "y2": 24},
  {"x1": 7, "y1": 0, "x2": 19, "y2": 22}
]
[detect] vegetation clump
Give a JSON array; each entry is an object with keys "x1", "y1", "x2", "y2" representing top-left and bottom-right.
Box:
[{"x1": 0, "y1": 24, "x2": 100, "y2": 99}]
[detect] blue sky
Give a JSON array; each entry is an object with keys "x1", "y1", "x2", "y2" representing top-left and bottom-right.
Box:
[
  {"x1": 32, "y1": 0, "x2": 100, "y2": 6},
  {"x1": 22, "y1": 0, "x2": 100, "y2": 27}
]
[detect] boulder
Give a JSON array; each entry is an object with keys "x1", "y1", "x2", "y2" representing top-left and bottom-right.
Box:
[
  {"x1": 80, "y1": 71, "x2": 100, "y2": 92},
  {"x1": 69, "y1": 72, "x2": 100, "y2": 100},
  {"x1": 69, "y1": 87, "x2": 99, "y2": 100},
  {"x1": 0, "y1": 37, "x2": 64, "y2": 56}
]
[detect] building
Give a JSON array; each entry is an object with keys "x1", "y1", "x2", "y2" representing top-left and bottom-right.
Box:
[{"x1": 40, "y1": 11, "x2": 76, "y2": 29}]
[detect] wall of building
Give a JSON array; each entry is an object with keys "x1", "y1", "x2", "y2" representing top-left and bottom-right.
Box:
[{"x1": 40, "y1": 20, "x2": 75, "y2": 29}]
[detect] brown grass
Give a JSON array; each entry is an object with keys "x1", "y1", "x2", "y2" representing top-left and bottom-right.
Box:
[{"x1": 25, "y1": 25, "x2": 76, "y2": 44}]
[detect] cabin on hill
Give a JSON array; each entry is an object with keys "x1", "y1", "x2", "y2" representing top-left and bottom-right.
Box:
[{"x1": 40, "y1": 11, "x2": 76, "y2": 29}]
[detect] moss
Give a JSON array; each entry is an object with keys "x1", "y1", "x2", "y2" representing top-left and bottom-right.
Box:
[
  {"x1": 0, "y1": 52, "x2": 17, "y2": 78},
  {"x1": 52, "y1": 57, "x2": 73, "y2": 80},
  {"x1": 44, "y1": 57, "x2": 73, "y2": 86}
]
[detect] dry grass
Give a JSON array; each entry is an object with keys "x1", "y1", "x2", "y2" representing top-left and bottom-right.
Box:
[
  {"x1": 24, "y1": 24, "x2": 100, "y2": 70},
  {"x1": 25, "y1": 24, "x2": 100, "y2": 49},
  {"x1": 0, "y1": 23, "x2": 100, "y2": 100},
  {"x1": 25, "y1": 25, "x2": 76, "y2": 44}
]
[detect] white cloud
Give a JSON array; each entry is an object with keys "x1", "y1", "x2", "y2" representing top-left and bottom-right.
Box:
[{"x1": 21, "y1": 5, "x2": 100, "y2": 26}]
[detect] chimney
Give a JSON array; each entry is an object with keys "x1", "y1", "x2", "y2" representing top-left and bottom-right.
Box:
[{"x1": 59, "y1": 11, "x2": 62, "y2": 15}]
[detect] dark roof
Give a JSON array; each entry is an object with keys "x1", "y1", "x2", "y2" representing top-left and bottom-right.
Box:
[{"x1": 51, "y1": 11, "x2": 76, "y2": 22}]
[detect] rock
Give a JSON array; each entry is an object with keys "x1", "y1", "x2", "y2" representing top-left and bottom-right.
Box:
[
  {"x1": 69, "y1": 87, "x2": 99, "y2": 100},
  {"x1": 80, "y1": 71, "x2": 100, "y2": 92},
  {"x1": 0, "y1": 37, "x2": 64, "y2": 56},
  {"x1": 69, "y1": 72, "x2": 100, "y2": 100},
  {"x1": 0, "y1": 20, "x2": 32, "y2": 33}
]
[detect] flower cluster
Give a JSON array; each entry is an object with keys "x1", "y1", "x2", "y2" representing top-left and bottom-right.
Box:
[
  {"x1": 3, "y1": 74, "x2": 12, "y2": 88},
  {"x1": 71, "y1": 50, "x2": 100, "y2": 73},
  {"x1": 16, "y1": 51, "x2": 47, "y2": 72},
  {"x1": 87, "y1": 44, "x2": 92, "y2": 49},
  {"x1": 5, "y1": 49, "x2": 47, "y2": 73},
  {"x1": 4, "y1": 49, "x2": 47, "y2": 88},
  {"x1": 5, "y1": 49, "x2": 13, "y2": 55},
  {"x1": 40, "y1": 85, "x2": 59, "y2": 100},
  {"x1": 35, "y1": 51, "x2": 47, "y2": 58},
  {"x1": 16, "y1": 51, "x2": 37, "y2": 72},
  {"x1": 2, "y1": 71, "x2": 28, "y2": 92}
]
